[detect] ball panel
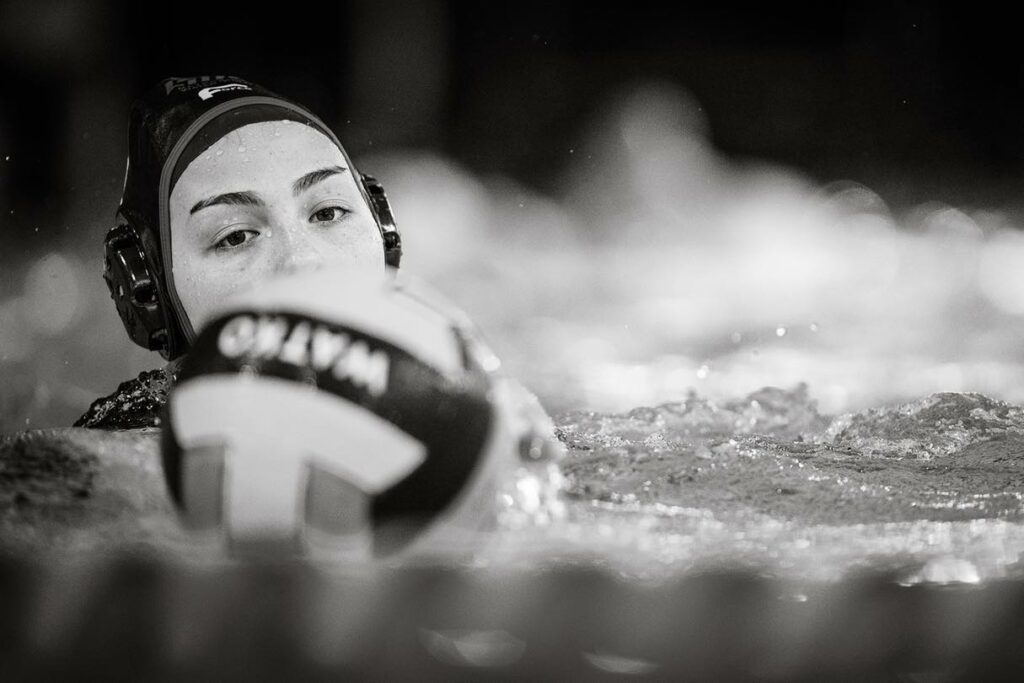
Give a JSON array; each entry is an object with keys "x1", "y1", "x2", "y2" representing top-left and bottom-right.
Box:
[
  {"x1": 304, "y1": 465, "x2": 369, "y2": 536},
  {"x1": 170, "y1": 376, "x2": 428, "y2": 494},
  {"x1": 160, "y1": 417, "x2": 185, "y2": 506},
  {"x1": 170, "y1": 375, "x2": 428, "y2": 546},
  {"x1": 369, "y1": 357, "x2": 493, "y2": 549},
  {"x1": 180, "y1": 444, "x2": 225, "y2": 531}
]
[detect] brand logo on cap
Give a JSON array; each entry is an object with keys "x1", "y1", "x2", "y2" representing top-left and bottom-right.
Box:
[
  {"x1": 164, "y1": 76, "x2": 243, "y2": 96},
  {"x1": 198, "y1": 83, "x2": 252, "y2": 101}
]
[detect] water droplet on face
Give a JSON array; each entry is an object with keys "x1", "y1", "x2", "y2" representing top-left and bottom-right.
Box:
[
  {"x1": 776, "y1": 326, "x2": 787, "y2": 337},
  {"x1": 215, "y1": 149, "x2": 224, "y2": 156},
  {"x1": 237, "y1": 145, "x2": 247, "y2": 153},
  {"x1": 809, "y1": 322, "x2": 819, "y2": 332}
]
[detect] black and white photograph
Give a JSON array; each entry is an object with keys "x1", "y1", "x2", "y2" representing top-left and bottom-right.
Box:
[{"x1": 3, "y1": 2, "x2": 1024, "y2": 679}]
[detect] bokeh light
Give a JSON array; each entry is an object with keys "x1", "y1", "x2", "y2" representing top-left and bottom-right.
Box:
[{"x1": 5, "y1": 81, "x2": 1024, "y2": 429}]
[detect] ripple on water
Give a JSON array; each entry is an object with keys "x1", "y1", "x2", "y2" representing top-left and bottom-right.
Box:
[{"x1": 535, "y1": 387, "x2": 1024, "y2": 581}]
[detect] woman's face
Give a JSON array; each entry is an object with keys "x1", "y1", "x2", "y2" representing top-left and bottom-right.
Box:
[{"x1": 168, "y1": 120, "x2": 384, "y2": 331}]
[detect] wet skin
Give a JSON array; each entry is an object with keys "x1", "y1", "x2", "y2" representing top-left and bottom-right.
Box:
[{"x1": 168, "y1": 121, "x2": 384, "y2": 331}]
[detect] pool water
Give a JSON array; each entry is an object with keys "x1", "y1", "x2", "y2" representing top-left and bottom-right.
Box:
[
  {"x1": 490, "y1": 388, "x2": 1024, "y2": 583},
  {"x1": 5, "y1": 84, "x2": 1024, "y2": 678},
  {"x1": 6, "y1": 82, "x2": 1024, "y2": 582}
]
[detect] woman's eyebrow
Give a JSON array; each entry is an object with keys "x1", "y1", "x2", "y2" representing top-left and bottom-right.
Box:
[
  {"x1": 188, "y1": 165, "x2": 349, "y2": 214},
  {"x1": 292, "y1": 165, "x2": 348, "y2": 196},
  {"x1": 190, "y1": 190, "x2": 263, "y2": 215}
]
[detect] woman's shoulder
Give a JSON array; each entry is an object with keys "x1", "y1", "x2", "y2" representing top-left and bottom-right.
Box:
[{"x1": 74, "y1": 365, "x2": 178, "y2": 430}]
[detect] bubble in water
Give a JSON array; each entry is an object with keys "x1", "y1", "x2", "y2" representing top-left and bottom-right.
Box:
[
  {"x1": 809, "y1": 322, "x2": 819, "y2": 332},
  {"x1": 0, "y1": 298, "x2": 30, "y2": 362},
  {"x1": 421, "y1": 628, "x2": 526, "y2": 668},
  {"x1": 730, "y1": 331, "x2": 742, "y2": 344},
  {"x1": 23, "y1": 252, "x2": 83, "y2": 336},
  {"x1": 775, "y1": 326, "x2": 787, "y2": 337},
  {"x1": 919, "y1": 204, "x2": 982, "y2": 240},
  {"x1": 901, "y1": 557, "x2": 981, "y2": 585},
  {"x1": 696, "y1": 364, "x2": 710, "y2": 379},
  {"x1": 979, "y1": 230, "x2": 1024, "y2": 314},
  {"x1": 4, "y1": 155, "x2": 9, "y2": 161},
  {"x1": 583, "y1": 651, "x2": 658, "y2": 676}
]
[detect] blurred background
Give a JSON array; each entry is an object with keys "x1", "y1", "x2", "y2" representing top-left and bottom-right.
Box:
[{"x1": 3, "y1": 0, "x2": 1024, "y2": 431}]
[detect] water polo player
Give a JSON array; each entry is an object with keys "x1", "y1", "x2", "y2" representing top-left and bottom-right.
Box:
[
  {"x1": 76, "y1": 76, "x2": 402, "y2": 428},
  {"x1": 70, "y1": 76, "x2": 562, "y2": 554}
]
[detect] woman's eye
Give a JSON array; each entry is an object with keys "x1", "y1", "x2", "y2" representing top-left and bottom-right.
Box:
[
  {"x1": 215, "y1": 229, "x2": 258, "y2": 250},
  {"x1": 311, "y1": 206, "x2": 349, "y2": 223}
]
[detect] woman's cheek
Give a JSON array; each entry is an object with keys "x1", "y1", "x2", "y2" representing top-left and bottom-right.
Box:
[{"x1": 324, "y1": 218, "x2": 385, "y2": 264}]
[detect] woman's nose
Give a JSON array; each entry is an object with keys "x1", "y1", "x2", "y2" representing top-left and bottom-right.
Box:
[{"x1": 274, "y1": 225, "x2": 325, "y2": 274}]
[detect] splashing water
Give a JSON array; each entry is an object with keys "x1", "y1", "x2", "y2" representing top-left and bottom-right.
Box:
[
  {"x1": 484, "y1": 387, "x2": 1024, "y2": 583},
  {"x1": 341, "y1": 83, "x2": 1024, "y2": 583},
  {"x1": 6, "y1": 81, "x2": 1024, "y2": 588}
]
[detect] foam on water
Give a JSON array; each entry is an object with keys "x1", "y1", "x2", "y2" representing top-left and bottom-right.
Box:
[{"x1": 486, "y1": 387, "x2": 1024, "y2": 582}]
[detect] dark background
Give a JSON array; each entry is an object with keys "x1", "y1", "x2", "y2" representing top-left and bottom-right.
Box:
[
  {"x1": 3, "y1": 0, "x2": 1024, "y2": 431},
  {"x1": 1, "y1": 0, "x2": 1022, "y2": 249}
]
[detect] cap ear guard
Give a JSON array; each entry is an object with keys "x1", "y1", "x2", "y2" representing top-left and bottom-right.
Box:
[
  {"x1": 103, "y1": 222, "x2": 175, "y2": 357},
  {"x1": 106, "y1": 176, "x2": 403, "y2": 358},
  {"x1": 361, "y1": 174, "x2": 402, "y2": 269}
]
